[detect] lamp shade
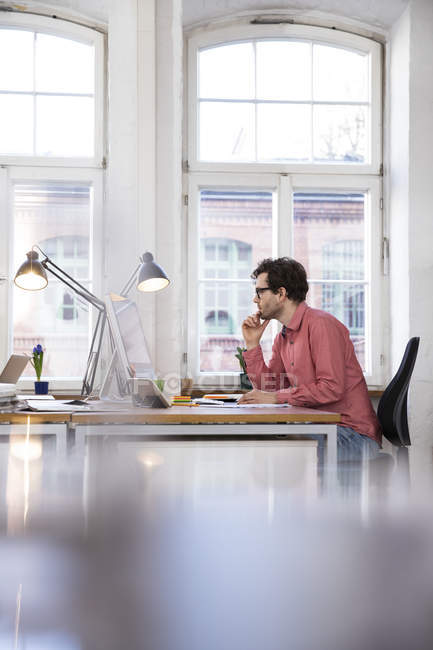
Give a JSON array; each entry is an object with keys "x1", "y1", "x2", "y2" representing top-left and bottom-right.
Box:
[
  {"x1": 137, "y1": 252, "x2": 170, "y2": 292},
  {"x1": 14, "y1": 250, "x2": 48, "y2": 290}
]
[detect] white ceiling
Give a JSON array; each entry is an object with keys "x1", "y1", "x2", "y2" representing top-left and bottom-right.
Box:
[
  {"x1": 182, "y1": 0, "x2": 409, "y2": 30},
  {"x1": 0, "y1": 0, "x2": 109, "y2": 26},
  {"x1": 0, "y1": 0, "x2": 409, "y2": 32}
]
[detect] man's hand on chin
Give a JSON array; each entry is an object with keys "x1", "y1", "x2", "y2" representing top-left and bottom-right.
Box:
[{"x1": 238, "y1": 389, "x2": 278, "y2": 404}]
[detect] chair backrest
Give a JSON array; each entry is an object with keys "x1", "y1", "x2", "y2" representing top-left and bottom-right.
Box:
[{"x1": 377, "y1": 337, "x2": 420, "y2": 446}]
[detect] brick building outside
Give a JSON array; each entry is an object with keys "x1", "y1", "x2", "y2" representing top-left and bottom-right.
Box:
[{"x1": 199, "y1": 190, "x2": 365, "y2": 374}]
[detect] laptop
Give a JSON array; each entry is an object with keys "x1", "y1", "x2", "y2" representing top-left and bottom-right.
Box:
[{"x1": 0, "y1": 354, "x2": 30, "y2": 384}]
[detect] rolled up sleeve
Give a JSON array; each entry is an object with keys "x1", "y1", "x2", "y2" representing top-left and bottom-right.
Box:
[{"x1": 243, "y1": 339, "x2": 288, "y2": 392}]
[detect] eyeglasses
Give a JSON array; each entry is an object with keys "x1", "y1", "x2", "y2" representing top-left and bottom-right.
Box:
[{"x1": 255, "y1": 287, "x2": 273, "y2": 299}]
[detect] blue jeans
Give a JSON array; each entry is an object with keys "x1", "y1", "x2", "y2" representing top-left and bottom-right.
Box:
[
  {"x1": 337, "y1": 425, "x2": 380, "y2": 462},
  {"x1": 313, "y1": 426, "x2": 380, "y2": 464}
]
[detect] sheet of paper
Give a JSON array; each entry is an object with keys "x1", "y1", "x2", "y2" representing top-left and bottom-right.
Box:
[
  {"x1": 197, "y1": 402, "x2": 289, "y2": 409},
  {"x1": 203, "y1": 393, "x2": 244, "y2": 401},
  {"x1": 25, "y1": 400, "x2": 91, "y2": 412},
  {"x1": 235, "y1": 403, "x2": 289, "y2": 408},
  {"x1": 17, "y1": 394, "x2": 55, "y2": 401}
]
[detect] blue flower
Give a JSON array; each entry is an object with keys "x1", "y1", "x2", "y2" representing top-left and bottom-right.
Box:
[
  {"x1": 33, "y1": 346, "x2": 38, "y2": 354},
  {"x1": 36, "y1": 344, "x2": 43, "y2": 353}
]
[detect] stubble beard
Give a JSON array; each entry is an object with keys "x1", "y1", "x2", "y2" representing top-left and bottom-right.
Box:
[{"x1": 260, "y1": 303, "x2": 282, "y2": 322}]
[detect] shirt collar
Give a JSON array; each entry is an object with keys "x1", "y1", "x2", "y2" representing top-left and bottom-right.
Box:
[{"x1": 285, "y1": 301, "x2": 308, "y2": 332}]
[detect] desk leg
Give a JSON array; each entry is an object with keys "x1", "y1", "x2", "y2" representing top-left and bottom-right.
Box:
[
  {"x1": 324, "y1": 424, "x2": 338, "y2": 466},
  {"x1": 66, "y1": 423, "x2": 76, "y2": 453},
  {"x1": 55, "y1": 428, "x2": 67, "y2": 457}
]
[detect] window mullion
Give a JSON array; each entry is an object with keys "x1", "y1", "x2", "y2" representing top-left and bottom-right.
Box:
[
  {"x1": 310, "y1": 41, "x2": 314, "y2": 163},
  {"x1": 253, "y1": 40, "x2": 258, "y2": 162},
  {"x1": 33, "y1": 32, "x2": 37, "y2": 156},
  {"x1": 277, "y1": 174, "x2": 292, "y2": 258}
]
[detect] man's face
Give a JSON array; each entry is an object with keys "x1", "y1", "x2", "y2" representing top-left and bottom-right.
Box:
[{"x1": 253, "y1": 272, "x2": 282, "y2": 320}]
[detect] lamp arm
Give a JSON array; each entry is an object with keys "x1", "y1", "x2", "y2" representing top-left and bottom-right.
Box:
[
  {"x1": 41, "y1": 257, "x2": 105, "y2": 311},
  {"x1": 81, "y1": 309, "x2": 107, "y2": 396},
  {"x1": 23, "y1": 246, "x2": 107, "y2": 397},
  {"x1": 120, "y1": 262, "x2": 142, "y2": 297}
]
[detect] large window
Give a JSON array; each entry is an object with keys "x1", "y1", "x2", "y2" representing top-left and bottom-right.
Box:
[
  {"x1": 198, "y1": 41, "x2": 369, "y2": 164},
  {"x1": 0, "y1": 13, "x2": 103, "y2": 164},
  {"x1": 189, "y1": 25, "x2": 381, "y2": 173},
  {"x1": 187, "y1": 24, "x2": 384, "y2": 386},
  {"x1": 0, "y1": 13, "x2": 104, "y2": 387}
]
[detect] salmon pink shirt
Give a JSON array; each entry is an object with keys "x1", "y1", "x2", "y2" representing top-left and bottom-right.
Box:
[{"x1": 243, "y1": 302, "x2": 381, "y2": 445}]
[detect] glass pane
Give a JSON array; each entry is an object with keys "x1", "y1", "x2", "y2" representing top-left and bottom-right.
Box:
[
  {"x1": 199, "y1": 101, "x2": 254, "y2": 161},
  {"x1": 0, "y1": 94, "x2": 33, "y2": 154},
  {"x1": 199, "y1": 190, "x2": 273, "y2": 372},
  {"x1": 36, "y1": 95, "x2": 94, "y2": 157},
  {"x1": 199, "y1": 43, "x2": 254, "y2": 100},
  {"x1": 313, "y1": 44, "x2": 368, "y2": 102},
  {"x1": 257, "y1": 103, "x2": 311, "y2": 161},
  {"x1": 13, "y1": 183, "x2": 92, "y2": 379},
  {"x1": 293, "y1": 192, "x2": 365, "y2": 280},
  {"x1": 200, "y1": 281, "x2": 273, "y2": 372},
  {"x1": 35, "y1": 33, "x2": 95, "y2": 94},
  {"x1": 313, "y1": 105, "x2": 367, "y2": 163},
  {"x1": 0, "y1": 29, "x2": 34, "y2": 91},
  {"x1": 256, "y1": 41, "x2": 311, "y2": 101},
  {"x1": 293, "y1": 192, "x2": 366, "y2": 370},
  {"x1": 307, "y1": 282, "x2": 366, "y2": 370},
  {"x1": 39, "y1": 234, "x2": 89, "y2": 280}
]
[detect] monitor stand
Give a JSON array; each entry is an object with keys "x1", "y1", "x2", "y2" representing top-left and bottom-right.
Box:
[{"x1": 99, "y1": 349, "x2": 130, "y2": 400}]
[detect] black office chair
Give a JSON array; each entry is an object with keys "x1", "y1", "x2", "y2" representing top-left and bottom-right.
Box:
[{"x1": 377, "y1": 336, "x2": 420, "y2": 447}]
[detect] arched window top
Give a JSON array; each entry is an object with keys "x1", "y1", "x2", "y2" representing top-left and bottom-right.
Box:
[
  {"x1": 188, "y1": 24, "x2": 381, "y2": 172},
  {"x1": 0, "y1": 12, "x2": 104, "y2": 165}
]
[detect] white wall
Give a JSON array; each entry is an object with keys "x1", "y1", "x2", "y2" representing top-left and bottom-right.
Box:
[
  {"x1": 389, "y1": 5, "x2": 410, "y2": 362},
  {"x1": 155, "y1": 0, "x2": 183, "y2": 388},
  {"x1": 104, "y1": 0, "x2": 183, "y2": 388},
  {"x1": 106, "y1": 0, "x2": 139, "y2": 304},
  {"x1": 406, "y1": 0, "x2": 433, "y2": 444},
  {"x1": 389, "y1": 0, "x2": 433, "y2": 446}
]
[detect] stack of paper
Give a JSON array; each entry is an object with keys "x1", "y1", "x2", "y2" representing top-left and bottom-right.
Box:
[
  {"x1": 25, "y1": 399, "x2": 91, "y2": 412},
  {"x1": 172, "y1": 395, "x2": 193, "y2": 405}
]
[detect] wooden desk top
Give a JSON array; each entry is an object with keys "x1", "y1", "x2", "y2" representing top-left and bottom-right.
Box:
[
  {"x1": 0, "y1": 412, "x2": 71, "y2": 424},
  {"x1": 71, "y1": 405, "x2": 341, "y2": 425},
  {"x1": 0, "y1": 405, "x2": 341, "y2": 426}
]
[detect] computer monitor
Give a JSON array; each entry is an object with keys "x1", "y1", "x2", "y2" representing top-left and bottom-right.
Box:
[{"x1": 102, "y1": 294, "x2": 155, "y2": 396}]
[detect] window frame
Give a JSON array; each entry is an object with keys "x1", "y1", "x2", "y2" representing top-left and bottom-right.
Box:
[
  {"x1": 0, "y1": 165, "x2": 103, "y2": 391},
  {"x1": 188, "y1": 171, "x2": 383, "y2": 387},
  {"x1": 187, "y1": 24, "x2": 382, "y2": 175},
  {"x1": 0, "y1": 12, "x2": 105, "y2": 167},
  {"x1": 186, "y1": 22, "x2": 385, "y2": 389}
]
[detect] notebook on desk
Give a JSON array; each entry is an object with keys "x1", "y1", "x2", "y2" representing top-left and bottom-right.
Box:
[{"x1": 0, "y1": 355, "x2": 30, "y2": 384}]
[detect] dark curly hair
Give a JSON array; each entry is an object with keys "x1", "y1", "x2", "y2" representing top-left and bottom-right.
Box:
[{"x1": 251, "y1": 257, "x2": 309, "y2": 303}]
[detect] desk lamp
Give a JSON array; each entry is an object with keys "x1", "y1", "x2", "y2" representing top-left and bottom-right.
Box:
[
  {"x1": 14, "y1": 247, "x2": 170, "y2": 395},
  {"x1": 120, "y1": 251, "x2": 170, "y2": 297}
]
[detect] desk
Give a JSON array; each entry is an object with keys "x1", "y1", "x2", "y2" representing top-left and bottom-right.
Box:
[
  {"x1": 0, "y1": 412, "x2": 70, "y2": 455},
  {"x1": 1, "y1": 406, "x2": 341, "y2": 463},
  {"x1": 71, "y1": 405, "x2": 341, "y2": 465}
]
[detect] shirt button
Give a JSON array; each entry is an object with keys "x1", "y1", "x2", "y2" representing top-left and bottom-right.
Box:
[
  {"x1": 291, "y1": 362, "x2": 294, "y2": 366},
  {"x1": 290, "y1": 340, "x2": 294, "y2": 344}
]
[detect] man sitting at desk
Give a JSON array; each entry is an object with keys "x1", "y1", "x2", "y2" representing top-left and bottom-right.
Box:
[{"x1": 238, "y1": 257, "x2": 381, "y2": 457}]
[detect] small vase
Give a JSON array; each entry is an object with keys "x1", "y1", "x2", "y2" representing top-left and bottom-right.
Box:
[
  {"x1": 240, "y1": 373, "x2": 252, "y2": 390},
  {"x1": 34, "y1": 381, "x2": 49, "y2": 395}
]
